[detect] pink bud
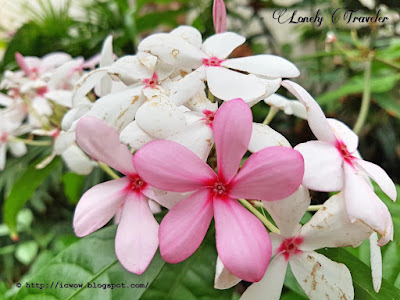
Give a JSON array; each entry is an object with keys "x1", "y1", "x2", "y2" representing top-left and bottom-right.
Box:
[
  {"x1": 15, "y1": 52, "x2": 31, "y2": 76},
  {"x1": 213, "y1": 0, "x2": 227, "y2": 33}
]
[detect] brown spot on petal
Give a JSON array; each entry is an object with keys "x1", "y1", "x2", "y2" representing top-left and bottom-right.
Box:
[
  {"x1": 131, "y1": 95, "x2": 139, "y2": 104},
  {"x1": 172, "y1": 49, "x2": 179, "y2": 57}
]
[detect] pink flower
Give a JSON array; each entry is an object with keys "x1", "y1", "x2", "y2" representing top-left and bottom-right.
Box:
[
  {"x1": 213, "y1": 0, "x2": 227, "y2": 33},
  {"x1": 282, "y1": 80, "x2": 397, "y2": 246},
  {"x1": 133, "y1": 98, "x2": 304, "y2": 282},
  {"x1": 74, "y1": 116, "x2": 164, "y2": 275}
]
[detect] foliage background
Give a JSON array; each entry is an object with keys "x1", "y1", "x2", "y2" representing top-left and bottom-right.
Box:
[{"x1": 0, "y1": 0, "x2": 399, "y2": 299}]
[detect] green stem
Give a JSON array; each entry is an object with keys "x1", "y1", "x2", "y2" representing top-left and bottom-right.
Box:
[
  {"x1": 263, "y1": 107, "x2": 279, "y2": 125},
  {"x1": 353, "y1": 59, "x2": 372, "y2": 135},
  {"x1": 238, "y1": 199, "x2": 280, "y2": 233},
  {"x1": 9, "y1": 137, "x2": 52, "y2": 146},
  {"x1": 208, "y1": 89, "x2": 215, "y2": 103},
  {"x1": 98, "y1": 162, "x2": 119, "y2": 179},
  {"x1": 307, "y1": 205, "x2": 323, "y2": 212}
]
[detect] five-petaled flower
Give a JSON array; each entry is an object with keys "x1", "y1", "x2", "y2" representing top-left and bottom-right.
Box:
[{"x1": 133, "y1": 98, "x2": 305, "y2": 282}]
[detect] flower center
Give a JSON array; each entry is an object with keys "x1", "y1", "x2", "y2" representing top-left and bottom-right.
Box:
[
  {"x1": 128, "y1": 175, "x2": 147, "y2": 193},
  {"x1": 202, "y1": 110, "x2": 216, "y2": 127},
  {"x1": 211, "y1": 179, "x2": 230, "y2": 198},
  {"x1": 336, "y1": 140, "x2": 354, "y2": 165},
  {"x1": 277, "y1": 236, "x2": 303, "y2": 261},
  {"x1": 36, "y1": 86, "x2": 48, "y2": 97},
  {"x1": 0, "y1": 133, "x2": 8, "y2": 143},
  {"x1": 203, "y1": 56, "x2": 224, "y2": 67},
  {"x1": 143, "y1": 72, "x2": 159, "y2": 89}
]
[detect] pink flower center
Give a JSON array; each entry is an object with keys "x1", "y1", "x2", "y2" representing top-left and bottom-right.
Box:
[
  {"x1": 277, "y1": 236, "x2": 304, "y2": 261},
  {"x1": 336, "y1": 140, "x2": 355, "y2": 165},
  {"x1": 37, "y1": 86, "x2": 48, "y2": 97},
  {"x1": 203, "y1": 56, "x2": 225, "y2": 67},
  {"x1": 213, "y1": 181, "x2": 228, "y2": 196},
  {"x1": 51, "y1": 129, "x2": 60, "y2": 139},
  {"x1": 143, "y1": 72, "x2": 159, "y2": 89},
  {"x1": 128, "y1": 175, "x2": 147, "y2": 193},
  {"x1": 202, "y1": 110, "x2": 216, "y2": 127},
  {"x1": 0, "y1": 133, "x2": 8, "y2": 143}
]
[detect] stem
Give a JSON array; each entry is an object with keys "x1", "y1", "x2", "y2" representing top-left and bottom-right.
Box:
[
  {"x1": 9, "y1": 137, "x2": 52, "y2": 146},
  {"x1": 307, "y1": 205, "x2": 323, "y2": 212},
  {"x1": 238, "y1": 199, "x2": 280, "y2": 234},
  {"x1": 208, "y1": 89, "x2": 215, "y2": 103},
  {"x1": 98, "y1": 162, "x2": 120, "y2": 179},
  {"x1": 353, "y1": 59, "x2": 372, "y2": 135},
  {"x1": 263, "y1": 107, "x2": 279, "y2": 125}
]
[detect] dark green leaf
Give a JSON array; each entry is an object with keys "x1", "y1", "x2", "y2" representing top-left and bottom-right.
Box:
[
  {"x1": 62, "y1": 173, "x2": 85, "y2": 205},
  {"x1": 3, "y1": 157, "x2": 62, "y2": 238},
  {"x1": 320, "y1": 248, "x2": 400, "y2": 299},
  {"x1": 13, "y1": 226, "x2": 165, "y2": 300},
  {"x1": 373, "y1": 94, "x2": 400, "y2": 119}
]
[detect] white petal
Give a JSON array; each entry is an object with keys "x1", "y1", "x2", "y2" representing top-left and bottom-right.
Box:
[
  {"x1": 289, "y1": 251, "x2": 354, "y2": 300},
  {"x1": 248, "y1": 123, "x2": 291, "y2": 153},
  {"x1": 241, "y1": 255, "x2": 288, "y2": 300},
  {"x1": 45, "y1": 90, "x2": 73, "y2": 108},
  {"x1": 120, "y1": 121, "x2": 154, "y2": 150},
  {"x1": 32, "y1": 97, "x2": 52, "y2": 116},
  {"x1": 369, "y1": 232, "x2": 382, "y2": 293},
  {"x1": 0, "y1": 144, "x2": 6, "y2": 170},
  {"x1": 143, "y1": 188, "x2": 191, "y2": 209},
  {"x1": 167, "y1": 70, "x2": 205, "y2": 106},
  {"x1": 8, "y1": 141, "x2": 27, "y2": 157},
  {"x1": 264, "y1": 94, "x2": 307, "y2": 119},
  {"x1": 295, "y1": 141, "x2": 344, "y2": 192},
  {"x1": 40, "y1": 52, "x2": 72, "y2": 71},
  {"x1": 61, "y1": 145, "x2": 93, "y2": 175},
  {"x1": 343, "y1": 163, "x2": 393, "y2": 246},
  {"x1": 222, "y1": 55, "x2": 300, "y2": 78},
  {"x1": 108, "y1": 55, "x2": 152, "y2": 85},
  {"x1": 300, "y1": 193, "x2": 373, "y2": 251},
  {"x1": 137, "y1": 52, "x2": 158, "y2": 71},
  {"x1": 171, "y1": 26, "x2": 203, "y2": 49},
  {"x1": 72, "y1": 68, "x2": 108, "y2": 106},
  {"x1": 214, "y1": 256, "x2": 242, "y2": 290},
  {"x1": 0, "y1": 102, "x2": 26, "y2": 133},
  {"x1": 61, "y1": 103, "x2": 93, "y2": 131},
  {"x1": 47, "y1": 57, "x2": 84, "y2": 90},
  {"x1": 86, "y1": 86, "x2": 145, "y2": 132},
  {"x1": 138, "y1": 33, "x2": 204, "y2": 69},
  {"x1": 201, "y1": 32, "x2": 245, "y2": 59},
  {"x1": 54, "y1": 131, "x2": 76, "y2": 154},
  {"x1": 135, "y1": 95, "x2": 186, "y2": 139},
  {"x1": 184, "y1": 90, "x2": 218, "y2": 112},
  {"x1": 206, "y1": 67, "x2": 269, "y2": 102},
  {"x1": 100, "y1": 35, "x2": 114, "y2": 67},
  {"x1": 355, "y1": 159, "x2": 397, "y2": 201},
  {"x1": 0, "y1": 93, "x2": 13, "y2": 106},
  {"x1": 282, "y1": 80, "x2": 337, "y2": 143},
  {"x1": 263, "y1": 185, "x2": 310, "y2": 238},
  {"x1": 327, "y1": 118, "x2": 359, "y2": 153}
]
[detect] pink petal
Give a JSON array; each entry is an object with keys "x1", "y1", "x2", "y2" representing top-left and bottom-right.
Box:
[
  {"x1": 282, "y1": 80, "x2": 337, "y2": 143},
  {"x1": 213, "y1": 98, "x2": 252, "y2": 183},
  {"x1": 76, "y1": 116, "x2": 135, "y2": 176},
  {"x1": 133, "y1": 140, "x2": 216, "y2": 192},
  {"x1": 115, "y1": 192, "x2": 159, "y2": 274},
  {"x1": 214, "y1": 197, "x2": 270, "y2": 282},
  {"x1": 295, "y1": 141, "x2": 344, "y2": 192},
  {"x1": 15, "y1": 52, "x2": 31, "y2": 76},
  {"x1": 343, "y1": 163, "x2": 393, "y2": 246},
  {"x1": 241, "y1": 255, "x2": 288, "y2": 300},
  {"x1": 230, "y1": 146, "x2": 304, "y2": 202},
  {"x1": 327, "y1": 118, "x2": 359, "y2": 153},
  {"x1": 73, "y1": 178, "x2": 129, "y2": 237},
  {"x1": 213, "y1": 0, "x2": 227, "y2": 33},
  {"x1": 355, "y1": 159, "x2": 397, "y2": 201},
  {"x1": 159, "y1": 189, "x2": 213, "y2": 263}
]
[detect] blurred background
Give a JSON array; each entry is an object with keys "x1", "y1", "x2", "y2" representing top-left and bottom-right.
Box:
[{"x1": 0, "y1": 0, "x2": 399, "y2": 299}]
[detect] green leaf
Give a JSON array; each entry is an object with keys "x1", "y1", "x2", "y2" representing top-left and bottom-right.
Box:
[
  {"x1": 373, "y1": 94, "x2": 400, "y2": 119},
  {"x1": 320, "y1": 248, "x2": 400, "y2": 299},
  {"x1": 62, "y1": 173, "x2": 85, "y2": 205},
  {"x1": 14, "y1": 226, "x2": 165, "y2": 300},
  {"x1": 141, "y1": 227, "x2": 236, "y2": 300},
  {"x1": 317, "y1": 74, "x2": 400, "y2": 106},
  {"x1": 3, "y1": 157, "x2": 62, "y2": 238}
]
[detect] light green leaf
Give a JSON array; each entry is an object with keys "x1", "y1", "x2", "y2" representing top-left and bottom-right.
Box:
[
  {"x1": 3, "y1": 157, "x2": 62, "y2": 238},
  {"x1": 14, "y1": 226, "x2": 165, "y2": 300},
  {"x1": 15, "y1": 241, "x2": 39, "y2": 265}
]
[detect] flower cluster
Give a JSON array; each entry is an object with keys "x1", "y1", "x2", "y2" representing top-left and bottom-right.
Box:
[{"x1": 0, "y1": 4, "x2": 397, "y2": 300}]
